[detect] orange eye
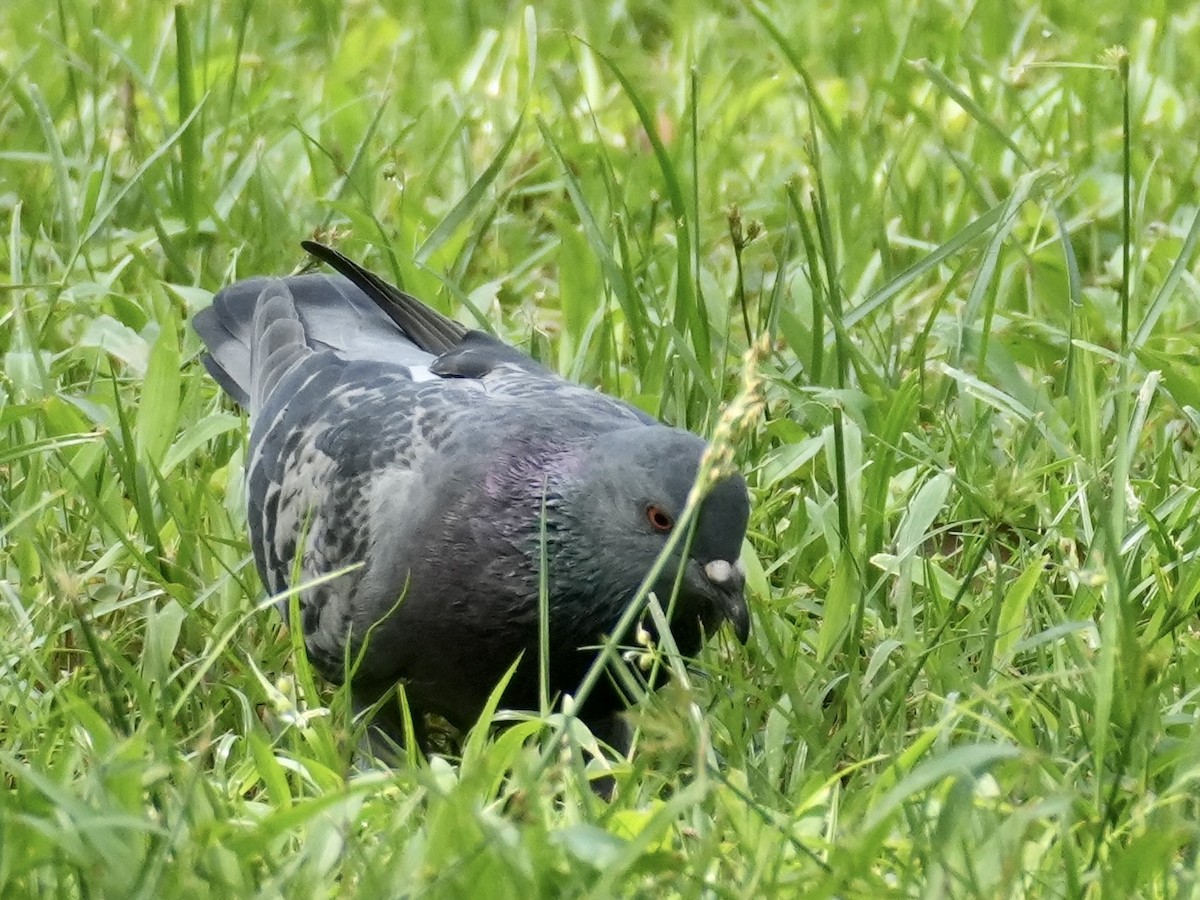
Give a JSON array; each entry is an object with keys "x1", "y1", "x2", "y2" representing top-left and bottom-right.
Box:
[{"x1": 646, "y1": 504, "x2": 674, "y2": 533}]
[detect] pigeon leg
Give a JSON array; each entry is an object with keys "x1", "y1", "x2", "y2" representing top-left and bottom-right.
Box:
[{"x1": 352, "y1": 688, "x2": 429, "y2": 764}]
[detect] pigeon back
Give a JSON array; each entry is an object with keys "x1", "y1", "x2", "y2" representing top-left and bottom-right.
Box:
[{"x1": 193, "y1": 271, "x2": 452, "y2": 408}]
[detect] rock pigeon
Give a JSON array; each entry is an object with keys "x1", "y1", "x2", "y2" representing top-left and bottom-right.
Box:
[{"x1": 192, "y1": 241, "x2": 750, "y2": 752}]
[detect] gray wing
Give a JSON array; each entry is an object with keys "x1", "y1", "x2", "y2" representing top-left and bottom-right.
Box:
[
  {"x1": 244, "y1": 345, "x2": 650, "y2": 682},
  {"x1": 245, "y1": 350, "x2": 489, "y2": 676}
]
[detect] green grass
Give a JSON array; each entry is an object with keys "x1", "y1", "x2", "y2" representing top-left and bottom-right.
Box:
[{"x1": 3, "y1": 0, "x2": 1200, "y2": 895}]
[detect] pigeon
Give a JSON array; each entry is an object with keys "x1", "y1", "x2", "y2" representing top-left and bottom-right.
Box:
[{"x1": 192, "y1": 241, "x2": 751, "y2": 753}]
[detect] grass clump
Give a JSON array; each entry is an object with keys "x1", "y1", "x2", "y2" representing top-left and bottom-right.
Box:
[{"x1": 3, "y1": 0, "x2": 1200, "y2": 895}]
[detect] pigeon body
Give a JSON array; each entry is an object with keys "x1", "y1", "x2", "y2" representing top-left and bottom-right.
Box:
[{"x1": 193, "y1": 242, "x2": 750, "y2": 747}]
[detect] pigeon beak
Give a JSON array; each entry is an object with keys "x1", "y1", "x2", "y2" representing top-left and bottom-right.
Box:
[{"x1": 703, "y1": 558, "x2": 750, "y2": 644}]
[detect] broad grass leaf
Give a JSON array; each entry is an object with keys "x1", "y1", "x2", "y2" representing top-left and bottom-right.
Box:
[
  {"x1": 135, "y1": 313, "x2": 181, "y2": 466},
  {"x1": 994, "y1": 556, "x2": 1045, "y2": 671},
  {"x1": 865, "y1": 743, "x2": 1022, "y2": 830}
]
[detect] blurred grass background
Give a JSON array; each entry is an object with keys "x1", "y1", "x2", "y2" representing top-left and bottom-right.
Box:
[{"x1": 3, "y1": 0, "x2": 1200, "y2": 895}]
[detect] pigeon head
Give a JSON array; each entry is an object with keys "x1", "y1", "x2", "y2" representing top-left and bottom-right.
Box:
[{"x1": 545, "y1": 427, "x2": 751, "y2": 653}]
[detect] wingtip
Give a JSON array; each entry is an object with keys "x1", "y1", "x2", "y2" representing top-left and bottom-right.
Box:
[
  {"x1": 300, "y1": 239, "x2": 345, "y2": 268},
  {"x1": 297, "y1": 239, "x2": 468, "y2": 355}
]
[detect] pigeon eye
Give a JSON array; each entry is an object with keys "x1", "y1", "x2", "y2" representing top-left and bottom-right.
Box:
[{"x1": 645, "y1": 504, "x2": 674, "y2": 533}]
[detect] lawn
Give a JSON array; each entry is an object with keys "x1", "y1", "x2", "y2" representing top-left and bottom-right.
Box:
[{"x1": 3, "y1": 0, "x2": 1200, "y2": 895}]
